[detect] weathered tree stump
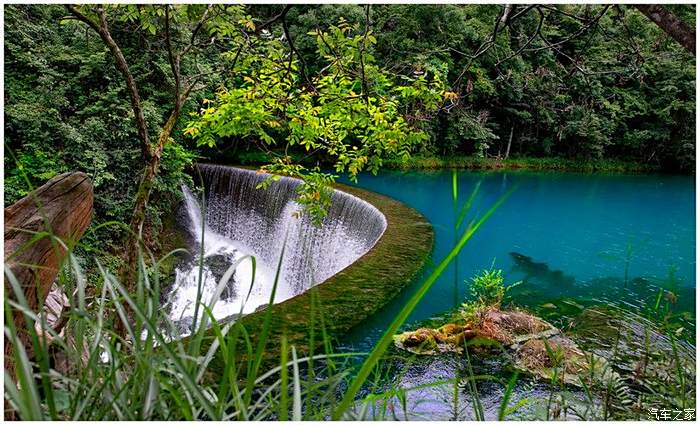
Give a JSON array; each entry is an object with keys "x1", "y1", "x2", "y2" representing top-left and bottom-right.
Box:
[{"x1": 4, "y1": 172, "x2": 93, "y2": 381}]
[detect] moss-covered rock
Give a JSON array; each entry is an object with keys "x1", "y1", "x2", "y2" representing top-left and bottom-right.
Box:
[
  {"x1": 394, "y1": 307, "x2": 617, "y2": 387},
  {"x1": 394, "y1": 324, "x2": 476, "y2": 355}
]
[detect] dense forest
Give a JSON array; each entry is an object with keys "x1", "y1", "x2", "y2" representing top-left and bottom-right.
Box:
[
  {"x1": 5, "y1": 4, "x2": 696, "y2": 260},
  {"x1": 4, "y1": 4, "x2": 697, "y2": 421}
]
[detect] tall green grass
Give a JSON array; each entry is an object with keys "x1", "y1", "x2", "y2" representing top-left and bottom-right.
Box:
[
  {"x1": 4, "y1": 170, "x2": 511, "y2": 421},
  {"x1": 5, "y1": 170, "x2": 693, "y2": 421},
  {"x1": 5, "y1": 238, "x2": 362, "y2": 419}
]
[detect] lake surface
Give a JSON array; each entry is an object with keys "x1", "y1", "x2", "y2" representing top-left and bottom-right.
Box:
[{"x1": 338, "y1": 170, "x2": 696, "y2": 350}]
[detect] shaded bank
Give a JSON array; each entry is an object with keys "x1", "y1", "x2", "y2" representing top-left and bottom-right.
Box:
[
  {"x1": 204, "y1": 152, "x2": 665, "y2": 174},
  {"x1": 383, "y1": 156, "x2": 664, "y2": 174}
]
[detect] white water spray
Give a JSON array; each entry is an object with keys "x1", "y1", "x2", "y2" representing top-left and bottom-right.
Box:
[{"x1": 164, "y1": 165, "x2": 387, "y2": 334}]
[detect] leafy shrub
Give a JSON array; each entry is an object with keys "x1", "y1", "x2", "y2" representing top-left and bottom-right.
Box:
[
  {"x1": 468, "y1": 268, "x2": 506, "y2": 307},
  {"x1": 461, "y1": 267, "x2": 520, "y2": 322}
]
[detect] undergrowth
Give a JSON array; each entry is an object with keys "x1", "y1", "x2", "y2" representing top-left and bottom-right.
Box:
[{"x1": 5, "y1": 170, "x2": 694, "y2": 421}]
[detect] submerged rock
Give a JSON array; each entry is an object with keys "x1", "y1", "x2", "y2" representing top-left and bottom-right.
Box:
[{"x1": 513, "y1": 335, "x2": 616, "y2": 386}]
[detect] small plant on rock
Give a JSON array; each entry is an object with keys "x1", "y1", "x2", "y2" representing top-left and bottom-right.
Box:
[
  {"x1": 470, "y1": 268, "x2": 506, "y2": 307},
  {"x1": 461, "y1": 266, "x2": 520, "y2": 322}
]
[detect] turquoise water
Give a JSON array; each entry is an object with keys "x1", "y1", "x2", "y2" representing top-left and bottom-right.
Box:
[{"x1": 339, "y1": 170, "x2": 696, "y2": 350}]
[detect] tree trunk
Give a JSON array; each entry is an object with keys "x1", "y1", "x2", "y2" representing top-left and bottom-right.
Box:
[
  {"x1": 4, "y1": 172, "x2": 93, "y2": 393},
  {"x1": 505, "y1": 125, "x2": 514, "y2": 160},
  {"x1": 66, "y1": 7, "x2": 201, "y2": 341},
  {"x1": 634, "y1": 5, "x2": 696, "y2": 55},
  {"x1": 120, "y1": 108, "x2": 181, "y2": 292}
]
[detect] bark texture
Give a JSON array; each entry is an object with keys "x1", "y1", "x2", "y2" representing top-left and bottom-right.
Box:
[
  {"x1": 634, "y1": 4, "x2": 696, "y2": 55},
  {"x1": 4, "y1": 172, "x2": 93, "y2": 380}
]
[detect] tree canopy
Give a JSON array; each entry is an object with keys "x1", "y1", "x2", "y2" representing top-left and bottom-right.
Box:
[{"x1": 4, "y1": 4, "x2": 696, "y2": 259}]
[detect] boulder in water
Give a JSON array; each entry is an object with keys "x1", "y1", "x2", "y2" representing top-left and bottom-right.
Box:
[{"x1": 203, "y1": 253, "x2": 237, "y2": 300}]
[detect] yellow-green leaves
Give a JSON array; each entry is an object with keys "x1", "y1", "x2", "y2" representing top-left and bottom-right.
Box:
[{"x1": 184, "y1": 16, "x2": 446, "y2": 222}]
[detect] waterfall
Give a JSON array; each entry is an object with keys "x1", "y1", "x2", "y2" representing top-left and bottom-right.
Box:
[{"x1": 164, "y1": 164, "x2": 387, "y2": 334}]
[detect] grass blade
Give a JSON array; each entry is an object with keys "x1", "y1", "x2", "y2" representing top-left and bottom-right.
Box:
[
  {"x1": 279, "y1": 335, "x2": 289, "y2": 421},
  {"x1": 332, "y1": 187, "x2": 512, "y2": 419},
  {"x1": 291, "y1": 346, "x2": 302, "y2": 421},
  {"x1": 498, "y1": 372, "x2": 519, "y2": 420}
]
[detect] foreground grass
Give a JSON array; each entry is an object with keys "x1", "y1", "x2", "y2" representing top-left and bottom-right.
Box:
[
  {"x1": 4, "y1": 176, "x2": 510, "y2": 420},
  {"x1": 5, "y1": 173, "x2": 693, "y2": 421},
  {"x1": 383, "y1": 155, "x2": 661, "y2": 173}
]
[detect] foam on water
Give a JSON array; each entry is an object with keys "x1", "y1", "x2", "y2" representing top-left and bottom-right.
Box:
[{"x1": 164, "y1": 165, "x2": 387, "y2": 334}]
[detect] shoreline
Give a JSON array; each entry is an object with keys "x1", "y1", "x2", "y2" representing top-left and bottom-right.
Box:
[
  {"x1": 382, "y1": 155, "x2": 668, "y2": 174},
  {"x1": 221, "y1": 152, "x2": 686, "y2": 175}
]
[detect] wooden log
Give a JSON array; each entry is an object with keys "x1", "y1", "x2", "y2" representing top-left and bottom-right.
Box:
[{"x1": 4, "y1": 171, "x2": 93, "y2": 378}]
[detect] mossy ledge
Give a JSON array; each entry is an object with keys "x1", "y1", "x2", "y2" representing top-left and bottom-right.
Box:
[{"x1": 200, "y1": 179, "x2": 434, "y2": 366}]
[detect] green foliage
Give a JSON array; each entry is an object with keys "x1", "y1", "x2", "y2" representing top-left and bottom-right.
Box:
[
  {"x1": 358, "y1": 4, "x2": 694, "y2": 170},
  {"x1": 469, "y1": 268, "x2": 507, "y2": 307},
  {"x1": 5, "y1": 6, "x2": 135, "y2": 237},
  {"x1": 185, "y1": 16, "x2": 445, "y2": 222},
  {"x1": 443, "y1": 109, "x2": 499, "y2": 157},
  {"x1": 461, "y1": 266, "x2": 520, "y2": 321},
  {"x1": 4, "y1": 4, "x2": 695, "y2": 260},
  {"x1": 4, "y1": 4, "x2": 221, "y2": 257},
  {"x1": 148, "y1": 141, "x2": 198, "y2": 232}
]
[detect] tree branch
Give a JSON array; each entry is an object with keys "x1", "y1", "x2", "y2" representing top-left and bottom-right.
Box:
[
  {"x1": 66, "y1": 5, "x2": 152, "y2": 160},
  {"x1": 525, "y1": 6, "x2": 610, "y2": 53},
  {"x1": 181, "y1": 4, "x2": 215, "y2": 58},
  {"x1": 634, "y1": 4, "x2": 695, "y2": 55},
  {"x1": 280, "y1": 6, "x2": 314, "y2": 92},
  {"x1": 256, "y1": 5, "x2": 292, "y2": 33},
  {"x1": 495, "y1": 8, "x2": 545, "y2": 67},
  {"x1": 452, "y1": 4, "x2": 517, "y2": 89},
  {"x1": 358, "y1": 4, "x2": 371, "y2": 106},
  {"x1": 164, "y1": 6, "x2": 181, "y2": 107}
]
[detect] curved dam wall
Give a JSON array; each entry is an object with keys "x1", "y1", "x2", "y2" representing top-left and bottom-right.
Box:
[
  {"x1": 202, "y1": 178, "x2": 435, "y2": 366},
  {"x1": 167, "y1": 164, "x2": 387, "y2": 331}
]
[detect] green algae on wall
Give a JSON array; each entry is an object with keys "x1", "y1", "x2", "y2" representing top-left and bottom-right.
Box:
[{"x1": 202, "y1": 182, "x2": 434, "y2": 366}]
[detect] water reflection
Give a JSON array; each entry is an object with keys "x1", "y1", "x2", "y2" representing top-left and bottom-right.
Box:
[
  {"x1": 509, "y1": 251, "x2": 576, "y2": 288},
  {"x1": 505, "y1": 252, "x2": 695, "y2": 339}
]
